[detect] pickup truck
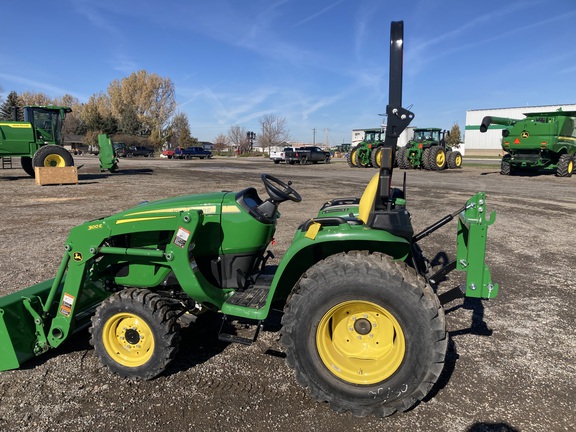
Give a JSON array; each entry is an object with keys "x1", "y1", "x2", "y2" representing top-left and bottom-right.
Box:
[
  {"x1": 127, "y1": 146, "x2": 154, "y2": 157},
  {"x1": 285, "y1": 146, "x2": 331, "y2": 165},
  {"x1": 174, "y1": 146, "x2": 212, "y2": 159},
  {"x1": 269, "y1": 147, "x2": 296, "y2": 164}
]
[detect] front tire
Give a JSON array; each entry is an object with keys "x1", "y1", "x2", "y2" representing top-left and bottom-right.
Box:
[
  {"x1": 32, "y1": 145, "x2": 74, "y2": 169},
  {"x1": 90, "y1": 288, "x2": 181, "y2": 380},
  {"x1": 347, "y1": 147, "x2": 359, "y2": 168},
  {"x1": 281, "y1": 252, "x2": 447, "y2": 417}
]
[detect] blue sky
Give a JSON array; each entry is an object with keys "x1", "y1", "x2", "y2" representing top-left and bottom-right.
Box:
[{"x1": 1, "y1": 0, "x2": 575, "y2": 145}]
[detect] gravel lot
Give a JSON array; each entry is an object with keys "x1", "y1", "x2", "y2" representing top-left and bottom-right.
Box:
[{"x1": 0, "y1": 155, "x2": 574, "y2": 432}]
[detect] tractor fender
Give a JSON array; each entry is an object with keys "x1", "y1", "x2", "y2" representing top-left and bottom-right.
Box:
[{"x1": 268, "y1": 221, "x2": 411, "y2": 303}]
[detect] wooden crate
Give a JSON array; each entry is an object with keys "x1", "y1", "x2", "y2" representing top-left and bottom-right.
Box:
[{"x1": 34, "y1": 166, "x2": 78, "y2": 186}]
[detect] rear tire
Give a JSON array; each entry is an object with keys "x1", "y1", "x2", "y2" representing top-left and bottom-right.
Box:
[
  {"x1": 281, "y1": 252, "x2": 447, "y2": 417},
  {"x1": 32, "y1": 145, "x2": 74, "y2": 169},
  {"x1": 371, "y1": 147, "x2": 383, "y2": 168},
  {"x1": 396, "y1": 147, "x2": 409, "y2": 169},
  {"x1": 90, "y1": 288, "x2": 181, "y2": 380},
  {"x1": 556, "y1": 154, "x2": 574, "y2": 177},
  {"x1": 428, "y1": 147, "x2": 446, "y2": 170},
  {"x1": 347, "y1": 147, "x2": 359, "y2": 168},
  {"x1": 501, "y1": 154, "x2": 513, "y2": 176},
  {"x1": 300, "y1": 156, "x2": 308, "y2": 165},
  {"x1": 447, "y1": 151, "x2": 462, "y2": 169}
]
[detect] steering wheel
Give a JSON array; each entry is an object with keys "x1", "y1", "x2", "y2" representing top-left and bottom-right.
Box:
[{"x1": 261, "y1": 174, "x2": 302, "y2": 203}]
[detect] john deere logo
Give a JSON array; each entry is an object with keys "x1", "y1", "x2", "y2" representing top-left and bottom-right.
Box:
[
  {"x1": 73, "y1": 252, "x2": 83, "y2": 262},
  {"x1": 521, "y1": 131, "x2": 529, "y2": 139}
]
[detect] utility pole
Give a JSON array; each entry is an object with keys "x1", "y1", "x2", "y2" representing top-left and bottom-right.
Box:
[
  {"x1": 312, "y1": 128, "x2": 316, "y2": 145},
  {"x1": 324, "y1": 128, "x2": 330, "y2": 147}
]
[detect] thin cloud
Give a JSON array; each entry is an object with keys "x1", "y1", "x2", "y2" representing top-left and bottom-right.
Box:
[
  {"x1": 294, "y1": 0, "x2": 345, "y2": 27},
  {"x1": 0, "y1": 73, "x2": 88, "y2": 101}
]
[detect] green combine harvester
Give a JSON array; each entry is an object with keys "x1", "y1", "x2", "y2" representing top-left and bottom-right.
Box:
[
  {"x1": 480, "y1": 109, "x2": 576, "y2": 176},
  {"x1": 0, "y1": 22, "x2": 499, "y2": 417}
]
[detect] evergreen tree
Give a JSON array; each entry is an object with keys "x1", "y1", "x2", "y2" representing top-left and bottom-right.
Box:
[
  {"x1": 0, "y1": 91, "x2": 22, "y2": 121},
  {"x1": 446, "y1": 123, "x2": 462, "y2": 148}
]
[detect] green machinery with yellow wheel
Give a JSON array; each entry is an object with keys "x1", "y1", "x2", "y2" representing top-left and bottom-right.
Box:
[
  {"x1": 397, "y1": 127, "x2": 463, "y2": 170},
  {"x1": 0, "y1": 22, "x2": 499, "y2": 417},
  {"x1": 0, "y1": 106, "x2": 117, "y2": 176}
]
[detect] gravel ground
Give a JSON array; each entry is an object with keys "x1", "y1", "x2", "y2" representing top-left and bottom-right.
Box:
[{"x1": 0, "y1": 155, "x2": 574, "y2": 432}]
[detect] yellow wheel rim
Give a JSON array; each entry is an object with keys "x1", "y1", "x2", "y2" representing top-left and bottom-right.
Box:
[
  {"x1": 569, "y1": 160, "x2": 574, "y2": 174},
  {"x1": 435, "y1": 150, "x2": 445, "y2": 167},
  {"x1": 351, "y1": 151, "x2": 357, "y2": 166},
  {"x1": 43, "y1": 154, "x2": 66, "y2": 167},
  {"x1": 375, "y1": 150, "x2": 382, "y2": 168},
  {"x1": 455, "y1": 154, "x2": 462, "y2": 167},
  {"x1": 316, "y1": 300, "x2": 405, "y2": 385},
  {"x1": 102, "y1": 313, "x2": 155, "y2": 367}
]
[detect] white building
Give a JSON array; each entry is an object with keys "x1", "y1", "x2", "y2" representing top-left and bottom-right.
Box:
[{"x1": 464, "y1": 104, "x2": 576, "y2": 155}]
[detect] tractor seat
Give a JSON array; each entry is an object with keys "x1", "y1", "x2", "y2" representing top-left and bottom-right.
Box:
[{"x1": 299, "y1": 173, "x2": 379, "y2": 232}]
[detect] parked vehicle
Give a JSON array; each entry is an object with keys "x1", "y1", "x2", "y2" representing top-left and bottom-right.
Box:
[
  {"x1": 480, "y1": 109, "x2": 576, "y2": 176},
  {"x1": 0, "y1": 105, "x2": 74, "y2": 177},
  {"x1": 285, "y1": 146, "x2": 331, "y2": 165},
  {"x1": 396, "y1": 128, "x2": 462, "y2": 170},
  {"x1": 270, "y1": 147, "x2": 296, "y2": 164},
  {"x1": 127, "y1": 146, "x2": 154, "y2": 157},
  {"x1": 113, "y1": 142, "x2": 128, "y2": 157},
  {"x1": 174, "y1": 146, "x2": 212, "y2": 159}
]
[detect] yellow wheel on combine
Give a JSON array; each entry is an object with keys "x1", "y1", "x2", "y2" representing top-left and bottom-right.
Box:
[
  {"x1": 281, "y1": 252, "x2": 447, "y2": 417},
  {"x1": 90, "y1": 288, "x2": 180, "y2": 379},
  {"x1": 556, "y1": 154, "x2": 574, "y2": 177}
]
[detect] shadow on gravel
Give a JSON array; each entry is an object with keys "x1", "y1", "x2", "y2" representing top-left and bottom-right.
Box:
[
  {"x1": 467, "y1": 422, "x2": 520, "y2": 432},
  {"x1": 79, "y1": 168, "x2": 154, "y2": 181}
]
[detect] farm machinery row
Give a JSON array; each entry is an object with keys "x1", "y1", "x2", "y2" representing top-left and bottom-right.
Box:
[
  {"x1": 348, "y1": 127, "x2": 463, "y2": 170},
  {"x1": 0, "y1": 22, "x2": 499, "y2": 417}
]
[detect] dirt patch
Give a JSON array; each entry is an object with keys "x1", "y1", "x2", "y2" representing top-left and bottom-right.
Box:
[{"x1": 0, "y1": 156, "x2": 574, "y2": 431}]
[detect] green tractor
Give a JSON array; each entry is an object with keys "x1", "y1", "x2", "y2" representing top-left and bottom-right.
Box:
[
  {"x1": 0, "y1": 22, "x2": 499, "y2": 417},
  {"x1": 397, "y1": 128, "x2": 462, "y2": 170},
  {"x1": 348, "y1": 128, "x2": 387, "y2": 168},
  {"x1": 480, "y1": 109, "x2": 576, "y2": 177}
]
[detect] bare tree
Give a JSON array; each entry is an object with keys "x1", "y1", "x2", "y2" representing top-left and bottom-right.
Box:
[
  {"x1": 213, "y1": 133, "x2": 229, "y2": 152},
  {"x1": 258, "y1": 114, "x2": 290, "y2": 154},
  {"x1": 227, "y1": 125, "x2": 250, "y2": 154}
]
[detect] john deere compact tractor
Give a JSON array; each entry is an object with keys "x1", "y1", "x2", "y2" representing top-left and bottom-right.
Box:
[{"x1": 0, "y1": 22, "x2": 499, "y2": 417}]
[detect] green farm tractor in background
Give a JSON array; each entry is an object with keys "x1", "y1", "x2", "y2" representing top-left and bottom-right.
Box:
[
  {"x1": 397, "y1": 127, "x2": 462, "y2": 170},
  {"x1": 0, "y1": 22, "x2": 499, "y2": 417},
  {"x1": 0, "y1": 106, "x2": 117, "y2": 176},
  {"x1": 480, "y1": 109, "x2": 576, "y2": 176},
  {"x1": 348, "y1": 128, "x2": 386, "y2": 168}
]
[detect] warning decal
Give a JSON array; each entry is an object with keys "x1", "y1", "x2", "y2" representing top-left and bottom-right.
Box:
[
  {"x1": 59, "y1": 293, "x2": 75, "y2": 317},
  {"x1": 174, "y1": 227, "x2": 191, "y2": 248}
]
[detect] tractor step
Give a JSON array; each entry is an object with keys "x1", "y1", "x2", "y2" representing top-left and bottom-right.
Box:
[
  {"x1": 218, "y1": 315, "x2": 262, "y2": 345},
  {"x1": 225, "y1": 287, "x2": 269, "y2": 309}
]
